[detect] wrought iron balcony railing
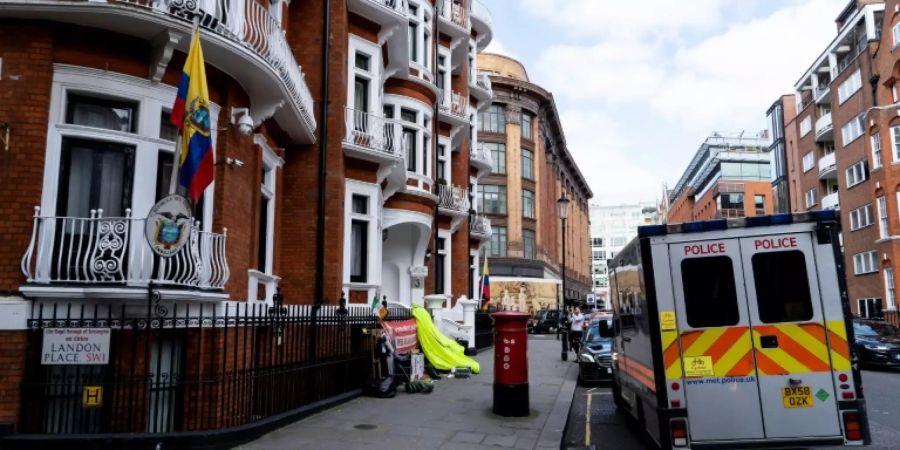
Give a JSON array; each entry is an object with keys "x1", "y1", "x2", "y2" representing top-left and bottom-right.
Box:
[
  {"x1": 26, "y1": 0, "x2": 318, "y2": 138},
  {"x1": 343, "y1": 108, "x2": 401, "y2": 156},
  {"x1": 470, "y1": 214, "x2": 492, "y2": 239},
  {"x1": 439, "y1": 90, "x2": 468, "y2": 119},
  {"x1": 21, "y1": 207, "x2": 229, "y2": 290},
  {"x1": 438, "y1": 0, "x2": 469, "y2": 30},
  {"x1": 436, "y1": 184, "x2": 470, "y2": 213}
]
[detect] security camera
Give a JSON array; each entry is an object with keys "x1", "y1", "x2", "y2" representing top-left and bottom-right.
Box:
[
  {"x1": 226, "y1": 157, "x2": 245, "y2": 168},
  {"x1": 237, "y1": 113, "x2": 254, "y2": 136},
  {"x1": 230, "y1": 107, "x2": 254, "y2": 136}
]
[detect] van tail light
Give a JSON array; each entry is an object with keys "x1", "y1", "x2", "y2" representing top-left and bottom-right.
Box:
[
  {"x1": 842, "y1": 411, "x2": 862, "y2": 441},
  {"x1": 671, "y1": 418, "x2": 688, "y2": 448}
]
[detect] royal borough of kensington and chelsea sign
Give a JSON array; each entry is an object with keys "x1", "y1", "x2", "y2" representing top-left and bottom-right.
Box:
[{"x1": 42, "y1": 328, "x2": 111, "y2": 365}]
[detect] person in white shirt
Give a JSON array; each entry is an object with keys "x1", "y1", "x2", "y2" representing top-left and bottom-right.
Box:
[{"x1": 569, "y1": 307, "x2": 585, "y2": 355}]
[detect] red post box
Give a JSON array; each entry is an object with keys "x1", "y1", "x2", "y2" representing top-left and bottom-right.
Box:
[{"x1": 491, "y1": 311, "x2": 530, "y2": 417}]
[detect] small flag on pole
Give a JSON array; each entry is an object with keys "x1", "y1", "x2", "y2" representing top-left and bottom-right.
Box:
[
  {"x1": 171, "y1": 28, "x2": 215, "y2": 203},
  {"x1": 371, "y1": 292, "x2": 380, "y2": 313},
  {"x1": 479, "y1": 257, "x2": 490, "y2": 310}
]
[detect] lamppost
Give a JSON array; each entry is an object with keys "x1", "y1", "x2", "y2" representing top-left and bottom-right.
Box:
[{"x1": 558, "y1": 192, "x2": 570, "y2": 361}]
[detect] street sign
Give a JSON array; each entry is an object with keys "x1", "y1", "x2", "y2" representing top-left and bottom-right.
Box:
[
  {"x1": 42, "y1": 328, "x2": 111, "y2": 365},
  {"x1": 145, "y1": 194, "x2": 193, "y2": 257}
]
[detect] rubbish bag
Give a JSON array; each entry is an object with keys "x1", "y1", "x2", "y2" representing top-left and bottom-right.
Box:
[
  {"x1": 364, "y1": 375, "x2": 396, "y2": 398},
  {"x1": 411, "y1": 305, "x2": 480, "y2": 373}
]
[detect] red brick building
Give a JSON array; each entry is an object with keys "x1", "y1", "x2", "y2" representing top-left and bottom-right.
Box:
[
  {"x1": 666, "y1": 132, "x2": 775, "y2": 224},
  {"x1": 0, "y1": 0, "x2": 551, "y2": 442},
  {"x1": 785, "y1": 0, "x2": 892, "y2": 322}
]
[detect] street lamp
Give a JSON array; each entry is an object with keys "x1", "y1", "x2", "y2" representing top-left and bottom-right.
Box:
[{"x1": 557, "y1": 192, "x2": 570, "y2": 361}]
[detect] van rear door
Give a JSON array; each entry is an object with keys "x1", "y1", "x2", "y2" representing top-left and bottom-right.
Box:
[
  {"x1": 668, "y1": 238, "x2": 765, "y2": 441},
  {"x1": 739, "y1": 233, "x2": 841, "y2": 438}
]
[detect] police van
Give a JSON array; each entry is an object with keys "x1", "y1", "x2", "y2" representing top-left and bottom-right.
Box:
[{"x1": 603, "y1": 211, "x2": 870, "y2": 449}]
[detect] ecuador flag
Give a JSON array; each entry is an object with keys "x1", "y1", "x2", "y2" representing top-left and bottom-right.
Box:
[
  {"x1": 170, "y1": 28, "x2": 215, "y2": 203},
  {"x1": 479, "y1": 257, "x2": 490, "y2": 310}
]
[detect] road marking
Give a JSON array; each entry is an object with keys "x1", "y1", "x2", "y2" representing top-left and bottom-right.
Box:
[{"x1": 585, "y1": 391, "x2": 592, "y2": 447}]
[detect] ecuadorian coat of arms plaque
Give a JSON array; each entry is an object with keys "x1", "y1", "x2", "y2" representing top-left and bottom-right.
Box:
[{"x1": 145, "y1": 194, "x2": 193, "y2": 257}]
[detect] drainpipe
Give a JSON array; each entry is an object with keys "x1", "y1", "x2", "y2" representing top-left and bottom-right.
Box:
[
  {"x1": 314, "y1": 0, "x2": 331, "y2": 306},
  {"x1": 432, "y1": 9, "x2": 439, "y2": 300}
]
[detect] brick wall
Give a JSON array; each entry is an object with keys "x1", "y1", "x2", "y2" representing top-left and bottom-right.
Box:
[
  {"x1": 0, "y1": 22, "x2": 53, "y2": 294},
  {"x1": 0, "y1": 331, "x2": 26, "y2": 425},
  {"x1": 282, "y1": 0, "x2": 349, "y2": 305}
]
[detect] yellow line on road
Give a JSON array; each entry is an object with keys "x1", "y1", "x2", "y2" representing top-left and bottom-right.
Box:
[{"x1": 585, "y1": 391, "x2": 592, "y2": 447}]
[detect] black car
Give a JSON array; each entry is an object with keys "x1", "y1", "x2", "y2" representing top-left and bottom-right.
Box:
[
  {"x1": 529, "y1": 309, "x2": 567, "y2": 334},
  {"x1": 853, "y1": 322, "x2": 900, "y2": 368},
  {"x1": 577, "y1": 320, "x2": 613, "y2": 385}
]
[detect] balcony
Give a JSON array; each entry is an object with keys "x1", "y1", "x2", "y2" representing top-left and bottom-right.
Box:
[
  {"x1": 470, "y1": 215, "x2": 492, "y2": 241},
  {"x1": 348, "y1": 0, "x2": 407, "y2": 24},
  {"x1": 438, "y1": 90, "x2": 469, "y2": 127},
  {"x1": 0, "y1": 0, "x2": 317, "y2": 143},
  {"x1": 20, "y1": 208, "x2": 229, "y2": 300},
  {"x1": 436, "y1": 184, "x2": 470, "y2": 216},
  {"x1": 343, "y1": 108, "x2": 406, "y2": 195},
  {"x1": 343, "y1": 108, "x2": 402, "y2": 161},
  {"x1": 470, "y1": 0, "x2": 493, "y2": 51},
  {"x1": 469, "y1": 73, "x2": 493, "y2": 107},
  {"x1": 814, "y1": 85, "x2": 832, "y2": 105},
  {"x1": 818, "y1": 152, "x2": 837, "y2": 179},
  {"x1": 437, "y1": 0, "x2": 469, "y2": 39},
  {"x1": 470, "y1": 144, "x2": 493, "y2": 177},
  {"x1": 822, "y1": 192, "x2": 840, "y2": 210},
  {"x1": 815, "y1": 112, "x2": 834, "y2": 142}
]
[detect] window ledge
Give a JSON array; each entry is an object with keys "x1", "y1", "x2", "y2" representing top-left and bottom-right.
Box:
[{"x1": 248, "y1": 269, "x2": 280, "y2": 283}]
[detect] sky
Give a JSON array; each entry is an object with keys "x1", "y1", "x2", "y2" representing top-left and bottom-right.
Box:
[{"x1": 483, "y1": 0, "x2": 849, "y2": 206}]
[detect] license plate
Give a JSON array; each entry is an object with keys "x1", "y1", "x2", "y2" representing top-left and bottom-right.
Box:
[{"x1": 782, "y1": 385, "x2": 813, "y2": 408}]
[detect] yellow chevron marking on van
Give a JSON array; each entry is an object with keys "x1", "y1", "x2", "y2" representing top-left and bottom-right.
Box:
[
  {"x1": 752, "y1": 332, "x2": 809, "y2": 374},
  {"x1": 826, "y1": 320, "x2": 852, "y2": 371},
  {"x1": 683, "y1": 327, "x2": 725, "y2": 357},
  {"x1": 713, "y1": 330, "x2": 752, "y2": 377},
  {"x1": 780, "y1": 323, "x2": 830, "y2": 364}
]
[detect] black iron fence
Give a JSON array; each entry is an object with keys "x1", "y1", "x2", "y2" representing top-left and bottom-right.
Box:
[{"x1": 19, "y1": 300, "x2": 411, "y2": 435}]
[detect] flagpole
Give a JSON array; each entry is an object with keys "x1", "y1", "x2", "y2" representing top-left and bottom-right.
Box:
[{"x1": 168, "y1": 137, "x2": 181, "y2": 196}]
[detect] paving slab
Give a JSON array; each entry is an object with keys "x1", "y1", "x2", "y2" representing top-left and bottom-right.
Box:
[{"x1": 236, "y1": 335, "x2": 577, "y2": 450}]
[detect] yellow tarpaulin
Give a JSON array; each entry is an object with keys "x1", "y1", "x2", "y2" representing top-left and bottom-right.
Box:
[{"x1": 411, "y1": 306, "x2": 480, "y2": 374}]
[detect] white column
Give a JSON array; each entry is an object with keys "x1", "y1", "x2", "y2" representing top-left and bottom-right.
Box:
[
  {"x1": 865, "y1": 7, "x2": 877, "y2": 41},
  {"x1": 424, "y1": 294, "x2": 446, "y2": 324},
  {"x1": 458, "y1": 296, "x2": 478, "y2": 350}
]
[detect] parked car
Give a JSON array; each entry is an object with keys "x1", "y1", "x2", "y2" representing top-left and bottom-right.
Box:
[
  {"x1": 529, "y1": 309, "x2": 566, "y2": 334},
  {"x1": 577, "y1": 319, "x2": 613, "y2": 385},
  {"x1": 853, "y1": 321, "x2": 900, "y2": 368}
]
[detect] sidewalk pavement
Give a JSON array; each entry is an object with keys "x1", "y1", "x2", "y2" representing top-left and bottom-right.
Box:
[{"x1": 237, "y1": 334, "x2": 578, "y2": 450}]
